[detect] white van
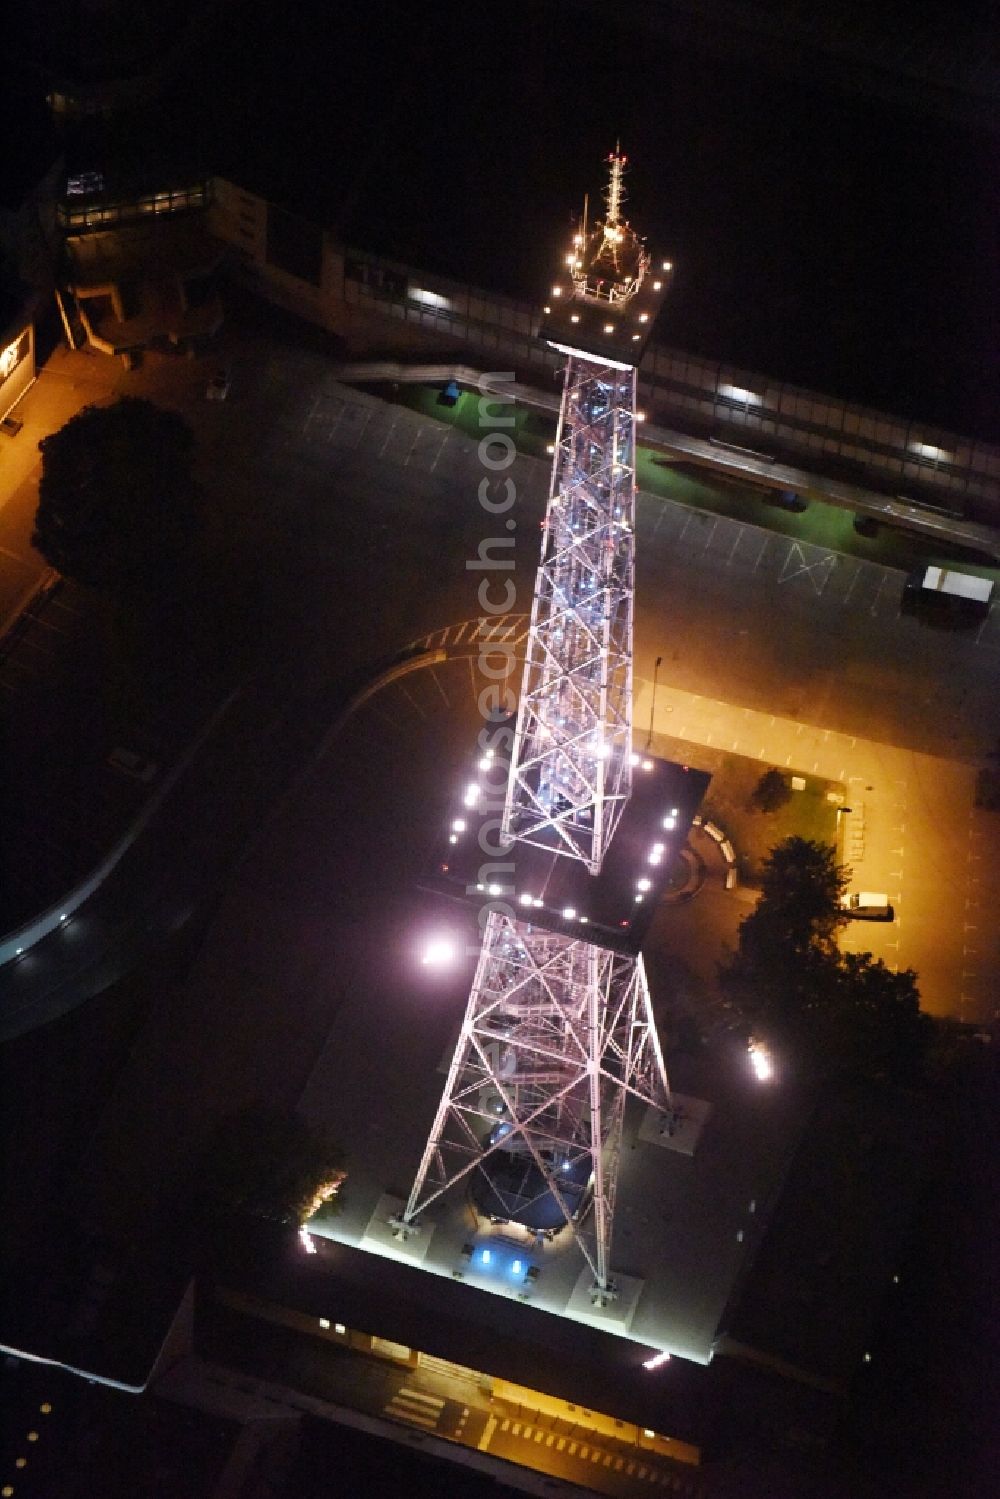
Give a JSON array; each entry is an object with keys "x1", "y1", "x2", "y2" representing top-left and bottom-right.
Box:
[
  {"x1": 903, "y1": 566, "x2": 993, "y2": 624},
  {"x1": 842, "y1": 891, "x2": 893, "y2": 921}
]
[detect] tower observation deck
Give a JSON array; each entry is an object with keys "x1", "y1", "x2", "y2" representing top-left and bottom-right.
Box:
[{"x1": 398, "y1": 152, "x2": 686, "y2": 1303}]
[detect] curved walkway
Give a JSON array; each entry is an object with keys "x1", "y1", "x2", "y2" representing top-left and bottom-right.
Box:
[{"x1": 0, "y1": 645, "x2": 442, "y2": 1040}]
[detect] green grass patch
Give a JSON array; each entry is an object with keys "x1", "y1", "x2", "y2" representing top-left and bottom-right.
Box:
[
  {"x1": 352, "y1": 381, "x2": 1000, "y2": 581},
  {"x1": 651, "y1": 738, "x2": 840, "y2": 884}
]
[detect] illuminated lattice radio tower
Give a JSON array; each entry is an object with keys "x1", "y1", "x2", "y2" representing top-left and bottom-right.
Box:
[{"x1": 398, "y1": 152, "x2": 683, "y2": 1301}]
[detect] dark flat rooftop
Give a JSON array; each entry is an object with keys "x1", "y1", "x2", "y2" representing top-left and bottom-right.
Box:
[{"x1": 423, "y1": 741, "x2": 710, "y2": 955}]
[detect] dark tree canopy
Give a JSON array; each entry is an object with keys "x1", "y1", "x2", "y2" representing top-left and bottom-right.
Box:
[
  {"x1": 33, "y1": 397, "x2": 200, "y2": 590},
  {"x1": 740, "y1": 836, "x2": 848, "y2": 963},
  {"x1": 721, "y1": 837, "x2": 929, "y2": 1085},
  {"x1": 749, "y1": 767, "x2": 792, "y2": 814},
  {"x1": 202, "y1": 1103, "x2": 345, "y2": 1226}
]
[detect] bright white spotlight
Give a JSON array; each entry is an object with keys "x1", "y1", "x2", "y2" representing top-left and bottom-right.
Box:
[
  {"x1": 562, "y1": 907, "x2": 577, "y2": 920},
  {"x1": 421, "y1": 936, "x2": 457, "y2": 968},
  {"x1": 643, "y1": 1351, "x2": 671, "y2": 1370},
  {"x1": 452, "y1": 818, "x2": 467, "y2": 832},
  {"x1": 463, "y1": 783, "x2": 480, "y2": 808},
  {"x1": 748, "y1": 1039, "x2": 774, "y2": 1082},
  {"x1": 636, "y1": 877, "x2": 652, "y2": 892},
  {"x1": 299, "y1": 1226, "x2": 318, "y2": 1255}
]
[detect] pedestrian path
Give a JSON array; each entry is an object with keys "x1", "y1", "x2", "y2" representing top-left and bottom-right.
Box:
[{"x1": 383, "y1": 1383, "x2": 445, "y2": 1431}]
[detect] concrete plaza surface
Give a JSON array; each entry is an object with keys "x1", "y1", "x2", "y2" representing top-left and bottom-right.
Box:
[{"x1": 636, "y1": 678, "x2": 997, "y2": 1024}]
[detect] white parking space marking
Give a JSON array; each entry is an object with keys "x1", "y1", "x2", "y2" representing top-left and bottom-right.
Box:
[
  {"x1": 779, "y1": 543, "x2": 837, "y2": 595},
  {"x1": 868, "y1": 573, "x2": 889, "y2": 614}
]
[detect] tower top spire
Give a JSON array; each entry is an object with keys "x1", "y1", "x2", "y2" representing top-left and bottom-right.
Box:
[
  {"x1": 540, "y1": 147, "x2": 672, "y2": 367},
  {"x1": 605, "y1": 145, "x2": 626, "y2": 230}
]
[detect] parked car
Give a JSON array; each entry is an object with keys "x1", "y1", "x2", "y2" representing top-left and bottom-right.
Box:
[
  {"x1": 206, "y1": 367, "x2": 231, "y2": 401},
  {"x1": 764, "y1": 488, "x2": 808, "y2": 513},
  {"x1": 841, "y1": 891, "x2": 893, "y2": 921}
]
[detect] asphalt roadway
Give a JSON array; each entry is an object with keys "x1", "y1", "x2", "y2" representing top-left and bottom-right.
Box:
[{"x1": 165, "y1": 1296, "x2": 707, "y2": 1499}]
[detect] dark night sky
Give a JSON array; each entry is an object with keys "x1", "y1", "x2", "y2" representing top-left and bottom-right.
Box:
[
  {"x1": 226, "y1": 0, "x2": 997, "y2": 441},
  {"x1": 6, "y1": 0, "x2": 998, "y2": 438}
]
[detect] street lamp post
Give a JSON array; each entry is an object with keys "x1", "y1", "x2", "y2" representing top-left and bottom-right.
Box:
[{"x1": 646, "y1": 656, "x2": 663, "y2": 749}]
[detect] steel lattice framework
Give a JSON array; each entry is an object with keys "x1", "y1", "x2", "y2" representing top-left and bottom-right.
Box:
[
  {"x1": 398, "y1": 151, "x2": 672, "y2": 1299},
  {"x1": 402, "y1": 910, "x2": 668, "y2": 1290},
  {"x1": 501, "y1": 359, "x2": 637, "y2": 875}
]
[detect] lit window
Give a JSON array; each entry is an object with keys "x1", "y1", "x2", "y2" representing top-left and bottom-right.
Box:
[
  {"x1": 410, "y1": 287, "x2": 453, "y2": 310},
  {"x1": 719, "y1": 383, "x2": 761, "y2": 406},
  {"x1": 909, "y1": 440, "x2": 950, "y2": 462}
]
